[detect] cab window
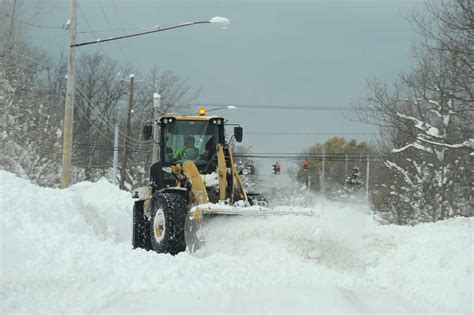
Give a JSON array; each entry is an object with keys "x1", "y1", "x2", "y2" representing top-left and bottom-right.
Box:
[{"x1": 163, "y1": 120, "x2": 219, "y2": 166}]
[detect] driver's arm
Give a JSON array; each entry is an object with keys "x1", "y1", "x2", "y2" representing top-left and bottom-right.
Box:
[{"x1": 173, "y1": 146, "x2": 185, "y2": 160}]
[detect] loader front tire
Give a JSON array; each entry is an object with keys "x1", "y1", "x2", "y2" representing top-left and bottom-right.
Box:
[
  {"x1": 149, "y1": 192, "x2": 188, "y2": 255},
  {"x1": 132, "y1": 201, "x2": 151, "y2": 250}
]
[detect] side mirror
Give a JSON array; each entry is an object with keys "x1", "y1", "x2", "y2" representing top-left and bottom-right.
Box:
[
  {"x1": 143, "y1": 124, "x2": 153, "y2": 141},
  {"x1": 234, "y1": 126, "x2": 243, "y2": 142}
]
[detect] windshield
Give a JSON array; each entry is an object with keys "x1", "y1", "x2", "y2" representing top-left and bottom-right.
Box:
[{"x1": 163, "y1": 120, "x2": 220, "y2": 166}]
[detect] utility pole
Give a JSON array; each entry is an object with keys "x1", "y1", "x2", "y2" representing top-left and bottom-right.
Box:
[
  {"x1": 366, "y1": 153, "x2": 370, "y2": 203},
  {"x1": 152, "y1": 93, "x2": 161, "y2": 164},
  {"x1": 112, "y1": 111, "x2": 121, "y2": 185},
  {"x1": 120, "y1": 75, "x2": 135, "y2": 190},
  {"x1": 7, "y1": 0, "x2": 17, "y2": 50},
  {"x1": 345, "y1": 153, "x2": 349, "y2": 178},
  {"x1": 2, "y1": 0, "x2": 17, "y2": 152},
  {"x1": 320, "y1": 146, "x2": 325, "y2": 196},
  {"x1": 61, "y1": 0, "x2": 77, "y2": 188}
]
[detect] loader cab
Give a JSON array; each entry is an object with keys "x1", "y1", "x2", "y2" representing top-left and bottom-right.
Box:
[
  {"x1": 160, "y1": 116, "x2": 225, "y2": 166},
  {"x1": 150, "y1": 116, "x2": 226, "y2": 189}
]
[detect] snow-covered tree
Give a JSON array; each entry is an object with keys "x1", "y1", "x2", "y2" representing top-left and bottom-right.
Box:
[
  {"x1": 356, "y1": 0, "x2": 473, "y2": 224},
  {"x1": 0, "y1": 25, "x2": 65, "y2": 186},
  {"x1": 343, "y1": 166, "x2": 364, "y2": 195}
]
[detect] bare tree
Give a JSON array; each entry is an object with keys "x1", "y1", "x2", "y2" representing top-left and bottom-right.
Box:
[
  {"x1": 72, "y1": 52, "x2": 131, "y2": 181},
  {"x1": 355, "y1": 0, "x2": 473, "y2": 224}
]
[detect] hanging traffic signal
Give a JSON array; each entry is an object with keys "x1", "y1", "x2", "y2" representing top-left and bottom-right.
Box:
[
  {"x1": 272, "y1": 164, "x2": 276, "y2": 174},
  {"x1": 275, "y1": 161, "x2": 281, "y2": 175}
]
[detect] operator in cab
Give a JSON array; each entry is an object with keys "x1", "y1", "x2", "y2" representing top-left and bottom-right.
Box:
[{"x1": 173, "y1": 136, "x2": 200, "y2": 161}]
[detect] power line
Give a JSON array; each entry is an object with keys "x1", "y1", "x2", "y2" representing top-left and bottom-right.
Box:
[
  {"x1": 72, "y1": 142, "x2": 381, "y2": 160},
  {"x1": 96, "y1": 0, "x2": 130, "y2": 61},
  {"x1": 0, "y1": 48, "x2": 49, "y2": 67},
  {"x1": 71, "y1": 164, "x2": 113, "y2": 168},
  {"x1": 70, "y1": 4, "x2": 144, "y2": 146},
  {"x1": 75, "y1": 87, "x2": 148, "y2": 146},
  {"x1": 234, "y1": 155, "x2": 383, "y2": 162},
  {"x1": 110, "y1": 0, "x2": 136, "y2": 38},
  {"x1": 74, "y1": 95, "x2": 117, "y2": 145},
  {"x1": 77, "y1": 2, "x2": 112, "y2": 59},
  {"x1": 97, "y1": 0, "x2": 113, "y2": 28},
  {"x1": 234, "y1": 152, "x2": 383, "y2": 160},
  {"x1": 75, "y1": 87, "x2": 146, "y2": 149},
  {"x1": 0, "y1": 11, "x2": 65, "y2": 29},
  {"x1": 235, "y1": 154, "x2": 382, "y2": 158},
  {"x1": 3, "y1": 48, "x2": 147, "y2": 146},
  {"x1": 77, "y1": 26, "x2": 150, "y2": 34},
  {"x1": 74, "y1": 143, "x2": 150, "y2": 153},
  {"x1": 75, "y1": 84, "x2": 149, "y2": 145},
  {"x1": 235, "y1": 152, "x2": 379, "y2": 156},
  {"x1": 189, "y1": 103, "x2": 356, "y2": 111},
  {"x1": 246, "y1": 131, "x2": 375, "y2": 136}
]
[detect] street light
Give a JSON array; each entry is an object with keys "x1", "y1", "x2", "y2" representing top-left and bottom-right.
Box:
[
  {"x1": 209, "y1": 16, "x2": 230, "y2": 29},
  {"x1": 73, "y1": 16, "x2": 231, "y2": 47},
  {"x1": 61, "y1": 10, "x2": 230, "y2": 188}
]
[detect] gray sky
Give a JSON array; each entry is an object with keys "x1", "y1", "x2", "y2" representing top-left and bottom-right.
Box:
[{"x1": 27, "y1": 0, "x2": 421, "y2": 156}]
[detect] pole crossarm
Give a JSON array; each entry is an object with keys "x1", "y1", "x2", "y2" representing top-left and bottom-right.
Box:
[{"x1": 72, "y1": 21, "x2": 210, "y2": 47}]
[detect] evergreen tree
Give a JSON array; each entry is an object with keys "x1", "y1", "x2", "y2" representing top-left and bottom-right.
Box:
[{"x1": 343, "y1": 166, "x2": 364, "y2": 195}]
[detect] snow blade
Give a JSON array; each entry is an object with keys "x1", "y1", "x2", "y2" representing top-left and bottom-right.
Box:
[{"x1": 190, "y1": 203, "x2": 315, "y2": 217}]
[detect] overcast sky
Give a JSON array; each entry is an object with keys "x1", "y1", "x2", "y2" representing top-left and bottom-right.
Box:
[{"x1": 27, "y1": 0, "x2": 421, "y2": 158}]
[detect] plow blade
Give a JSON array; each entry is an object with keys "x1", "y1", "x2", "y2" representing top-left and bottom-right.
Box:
[{"x1": 191, "y1": 204, "x2": 315, "y2": 217}]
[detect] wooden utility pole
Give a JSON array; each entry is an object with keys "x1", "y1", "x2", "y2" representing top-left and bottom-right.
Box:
[
  {"x1": 152, "y1": 93, "x2": 161, "y2": 164},
  {"x1": 119, "y1": 75, "x2": 135, "y2": 190},
  {"x1": 320, "y1": 146, "x2": 325, "y2": 195},
  {"x1": 366, "y1": 154, "x2": 370, "y2": 203},
  {"x1": 345, "y1": 153, "x2": 349, "y2": 178},
  {"x1": 61, "y1": 0, "x2": 77, "y2": 188},
  {"x1": 112, "y1": 111, "x2": 120, "y2": 185},
  {"x1": 7, "y1": 0, "x2": 17, "y2": 50}
]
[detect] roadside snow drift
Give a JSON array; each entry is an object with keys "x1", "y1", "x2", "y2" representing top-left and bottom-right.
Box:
[{"x1": 0, "y1": 171, "x2": 472, "y2": 313}]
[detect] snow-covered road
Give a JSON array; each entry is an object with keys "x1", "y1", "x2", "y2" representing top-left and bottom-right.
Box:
[{"x1": 1, "y1": 171, "x2": 472, "y2": 313}]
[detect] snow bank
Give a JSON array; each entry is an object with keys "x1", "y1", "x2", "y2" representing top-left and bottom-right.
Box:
[{"x1": 0, "y1": 171, "x2": 472, "y2": 313}]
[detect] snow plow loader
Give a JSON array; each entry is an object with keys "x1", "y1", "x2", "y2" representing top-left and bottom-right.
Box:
[{"x1": 131, "y1": 110, "x2": 272, "y2": 255}]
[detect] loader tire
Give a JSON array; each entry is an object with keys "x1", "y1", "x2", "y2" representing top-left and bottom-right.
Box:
[
  {"x1": 132, "y1": 201, "x2": 151, "y2": 250},
  {"x1": 149, "y1": 192, "x2": 188, "y2": 255}
]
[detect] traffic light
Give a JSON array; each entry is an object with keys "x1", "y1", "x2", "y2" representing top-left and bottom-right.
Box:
[
  {"x1": 272, "y1": 162, "x2": 281, "y2": 175},
  {"x1": 303, "y1": 161, "x2": 309, "y2": 171}
]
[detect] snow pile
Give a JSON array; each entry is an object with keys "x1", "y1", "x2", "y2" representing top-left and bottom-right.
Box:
[
  {"x1": 0, "y1": 171, "x2": 472, "y2": 313},
  {"x1": 0, "y1": 171, "x2": 134, "y2": 312},
  {"x1": 365, "y1": 218, "x2": 473, "y2": 311}
]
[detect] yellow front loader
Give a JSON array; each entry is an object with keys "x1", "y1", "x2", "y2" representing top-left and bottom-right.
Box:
[{"x1": 131, "y1": 111, "x2": 275, "y2": 254}]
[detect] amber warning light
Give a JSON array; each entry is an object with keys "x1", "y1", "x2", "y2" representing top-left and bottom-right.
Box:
[{"x1": 199, "y1": 108, "x2": 206, "y2": 116}]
